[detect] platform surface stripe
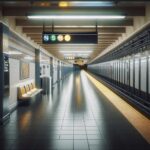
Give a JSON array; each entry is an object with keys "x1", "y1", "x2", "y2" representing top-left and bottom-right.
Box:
[{"x1": 85, "y1": 71, "x2": 150, "y2": 144}]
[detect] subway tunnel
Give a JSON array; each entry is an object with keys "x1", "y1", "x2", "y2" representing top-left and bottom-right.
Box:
[{"x1": 0, "y1": 1, "x2": 150, "y2": 150}]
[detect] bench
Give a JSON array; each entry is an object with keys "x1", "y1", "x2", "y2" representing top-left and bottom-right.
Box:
[{"x1": 18, "y1": 82, "x2": 43, "y2": 102}]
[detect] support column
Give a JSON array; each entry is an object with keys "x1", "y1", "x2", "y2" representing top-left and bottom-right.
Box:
[
  {"x1": 35, "y1": 49, "x2": 41, "y2": 89},
  {"x1": 50, "y1": 57, "x2": 53, "y2": 86},
  {"x1": 57, "y1": 60, "x2": 60, "y2": 81},
  {"x1": 60, "y1": 61, "x2": 62, "y2": 80},
  {"x1": 0, "y1": 23, "x2": 10, "y2": 124}
]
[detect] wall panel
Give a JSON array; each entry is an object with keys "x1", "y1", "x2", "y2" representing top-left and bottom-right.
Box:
[
  {"x1": 130, "y1": 58, "x2": 134, "y2": 87},
  {"x1": 135, "y1": 58, "x2": 140, "y2": 90},
  {"x1": 141, "y1": 57, "x2": 147, "y2": 92}
]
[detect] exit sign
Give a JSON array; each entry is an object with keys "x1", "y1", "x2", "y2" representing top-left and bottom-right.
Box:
[{"x1": 42, "y1": 32, "x2": 98, "y2": 44}]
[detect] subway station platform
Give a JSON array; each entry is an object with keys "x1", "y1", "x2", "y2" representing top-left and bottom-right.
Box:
[
  {"x1": 0, "y1": 1, "x2": 150, "y2": 150},
  {"x1": 0, "y1": 71, "x2": 149, "y2": 150}
]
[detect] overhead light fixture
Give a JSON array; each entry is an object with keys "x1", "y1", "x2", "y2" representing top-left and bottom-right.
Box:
[
  {"x1": 69, "y1": 1, "x2": 114, "y2": 7},
  {"x1": 60, "y1": 50, "x2": 92, "y2": 54},
  {"x1": 55, "y1": 25, "x2": 103, "y2": 28},
  {"x1": 4, "y1": 51, "x2": 22, "y2": 55},
  {"x1": 58, "y1": 1, "x2": 114, "y2": 7},
  {"x1": 59, "y1": 1, "x2": 69, "y2": 7},
  {"x1": 40, "y1": 59, "x2": 49, "y2": 63},
  {"x1": 28, "y1": 15, "x2": 125, "y2": 20},
  {"x1": 24, "y1": 56, "x2": 34, "y2": 60},
  {"x1": 64, "y1": 53, "x2": 89, "y2": 56},
  {"x1": 65, "y1": 56, "x2": 75, "y2": 60},
  {"x1": 64, "y1": 54, "x2": 90, "y2": 58},
  {"x1": 33, "y1": 2, "x2": 51, "y2": 7},
  {"x1": 58, "y1": 44, "x2": 96, "y2": 45},
  {"x1": 77, "y1": 54, "x2": 89, "y2": 56}
]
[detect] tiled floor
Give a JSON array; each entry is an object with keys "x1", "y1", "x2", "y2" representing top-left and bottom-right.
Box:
[{"x1": 0, "y1": 71, "x2": 149, "y2": 150}]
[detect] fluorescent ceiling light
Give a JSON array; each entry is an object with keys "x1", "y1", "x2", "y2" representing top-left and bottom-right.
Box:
[
  {"x1": 64, "y1": 53, "x2": 89, "y2": 56},
  {"x1": 58, "y1": 1, "x2": 114, "y2": 7},
  {"x1": 40, "y1": 60, "x2": 50, "y2": 63},
  {"x1": 60, "y1": 50, "x2": 92, "y2": 53},
  {"x1": 69, "y1": 1, "x2": 114, "y2": 7},
  {"x1": 77, "y1": 54, "x2": 89, "y2": 56},
  {"x1": 24, "y1": 56, "x2": 34, "y2": 60},
  {"x1": 55, "y1": 25, "x2": 103, "y2": 28},
  {"x1": 4, "y1": 51, "x2": 22, "y2": 55},
  {"x1": 65, "y1": 56, "x2": 75, "y2": 59},
  {"x1": 57, "y1": 44, "x2": 96, "y2": 46},
  {"x1": 28, "y1": 15, "x2": 125, "y2": 20}
]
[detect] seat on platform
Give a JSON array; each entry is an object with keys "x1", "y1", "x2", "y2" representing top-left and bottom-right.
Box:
[{"x1": 18, "y1": 82, "x2": 43, "y2": 101}]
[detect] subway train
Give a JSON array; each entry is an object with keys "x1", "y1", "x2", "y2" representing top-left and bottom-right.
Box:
[{"x1": 88, "y1": 27, "x2": 150, "y2": 117}]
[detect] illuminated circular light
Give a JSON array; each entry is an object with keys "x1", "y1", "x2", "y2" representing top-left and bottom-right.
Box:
[
  {"x1": 65, "y1": 34, "x2": 71, "y2": 42},
  {"x1": 41, "y1": 2, "x2": 51, "y2": 7},
  {"x1": 57, "y1": 34, "x2": 64, "y2": 42},
  {"x1": 59, "y1": 2, "x2": 69, "y2": 7},
  {"x1": 43, "y1": 34, "x2": 49, "y2": 41},
  {"x1": 50, "y1": 34, "x2": 56, "y2": 41}
]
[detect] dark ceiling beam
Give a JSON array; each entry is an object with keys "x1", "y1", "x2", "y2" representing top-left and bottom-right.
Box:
[
  {"x1": 39, "y1": 43, "x2": 107, "y2": 45},
  {"x1": 36, "y1": 42, "x2": 112, "y2": 47},
  {"x1": 30, "y1": 37, "x2": 118, "y2": 41},
  {"x1": 33, "y1": 41, "x2": 115, "y2": 44},
  {"x1": 2, "y1": 6, "x2": 145, "y2": 16},
  {"x1": 39, "y1": 45, "x2": 109, "y2": 47},
  {"x1": 26, "y1": 33, "x2": 122, "y2": 37},
  {"x1": 22, "y1": 27, "x2": 125, "y2": 33},
  {"x1": 35, "y1": 40, "x2": 113, "y2": 44},
  {"x1": 31, "y1": 37, "x2": 116, "y2": 41}
]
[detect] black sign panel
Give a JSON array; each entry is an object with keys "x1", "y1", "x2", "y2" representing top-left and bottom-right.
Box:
[{"x1": 42, "y1": 32, "x2": 98, "y2": 44}]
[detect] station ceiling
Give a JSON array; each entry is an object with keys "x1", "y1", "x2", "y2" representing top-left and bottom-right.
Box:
[{"x1": 0, "y1": 0, "x2": 149, "y2": 63}]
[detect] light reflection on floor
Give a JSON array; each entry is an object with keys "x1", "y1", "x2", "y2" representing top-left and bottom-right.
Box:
[{"x1": 0, "y1": 71, "x2": 149, "y2": 150}]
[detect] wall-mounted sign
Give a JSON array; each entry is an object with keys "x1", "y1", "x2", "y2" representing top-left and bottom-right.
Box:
[
  {"x1": 42, "y1": 32, "x2": 98, "y2": 44},
  {"x1": 20, "y1": 61, "x2": 30, "y2": 80}
]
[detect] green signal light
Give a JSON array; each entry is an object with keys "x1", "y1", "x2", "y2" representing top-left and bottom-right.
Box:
[{"x1": 50, "y1": 34, "x2": 56, "y2": 41}]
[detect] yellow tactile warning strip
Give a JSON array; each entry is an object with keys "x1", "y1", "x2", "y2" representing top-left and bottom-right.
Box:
[{"x1": 85, "y1": 71, "x2": 150, "y2": 144}]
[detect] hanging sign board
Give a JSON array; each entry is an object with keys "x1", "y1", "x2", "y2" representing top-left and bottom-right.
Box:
[{"x1": 42, "y1": 32, "x2": 98, "y2": 44}]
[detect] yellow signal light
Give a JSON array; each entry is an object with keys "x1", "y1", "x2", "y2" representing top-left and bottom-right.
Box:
[{"x1": 65, "y1": 34, "x2": 71, "y2": 42}]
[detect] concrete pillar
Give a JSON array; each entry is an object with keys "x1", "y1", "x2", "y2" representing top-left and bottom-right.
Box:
[
  {"x1": 145, "y1": 5, "x2": 150, "y2": 22},
  {"x1": 0, "y1": 23, "x2": 10, "y2": 124},
  {"x1": 50, "y1": 57, "x2": 53, "y2": 86},
  {"x1": 57, "y1": 60, "x2": 60, "y2": 81},
  {"x1": 133, "y1": 16, "x2": 145, "y2": 31},
  {"x1": 35, "y1": 49, "x2": 41, "y2": 89}
]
